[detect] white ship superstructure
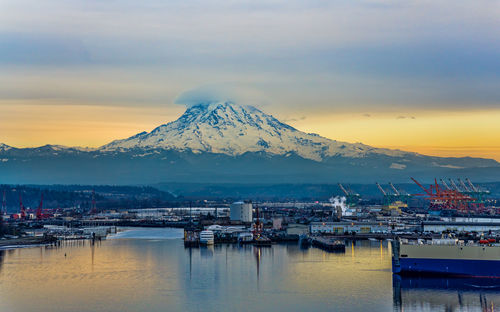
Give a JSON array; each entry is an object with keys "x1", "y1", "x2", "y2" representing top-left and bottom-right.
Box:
[{"x1": 199, "y1": 230, "x2": 214, "y2": 245}]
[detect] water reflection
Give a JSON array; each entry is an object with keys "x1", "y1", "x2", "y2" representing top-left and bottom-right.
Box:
[
  {"x1": 254, "y1": 246, "x2": 261, "y2": 279},
  {"x1": 393, "y1": 275, "x2": 500, "y2": 311},
  {"x1": 0, "y1": 250, "x2": 4, "y2": 274},
  {"x1": 200, "y1": 245, "x2": 214, "y2": 258},
  {"x1": 0, "y1": 230, "x2": 398, "y2": 312}
]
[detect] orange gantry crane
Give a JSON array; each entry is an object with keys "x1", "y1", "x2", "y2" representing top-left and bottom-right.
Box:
[{"x1": 411, "y1": 178, "x2": 479, "y2": 213}]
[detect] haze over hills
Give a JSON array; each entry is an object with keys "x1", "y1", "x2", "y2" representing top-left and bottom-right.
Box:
[{"x1": 0, "y1": 101, "x2": 499, "y2": 185}]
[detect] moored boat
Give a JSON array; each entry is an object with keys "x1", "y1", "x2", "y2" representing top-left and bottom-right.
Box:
[
  {"x1": 199, "y1": 230, "x2": 214, "y2": 245},
  {"x1": 238, "y1": 232, "x2": 253, "y2": 244},
  {"x1": 253, "y1": 235, "x2": 272, "y2": 247},
  {"x1": 392, "y1": 238, "x2": 500, "y2": 277}
]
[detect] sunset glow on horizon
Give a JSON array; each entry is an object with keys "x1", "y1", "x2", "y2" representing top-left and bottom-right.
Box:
[
  {"x1": 1, "y1": 100, "x2": 499, "y2": 161},
  {"x1": 0, "y1": 0, "x2": 499, "y2": 161}
]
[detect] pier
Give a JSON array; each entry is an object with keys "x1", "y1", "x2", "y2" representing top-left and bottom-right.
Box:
[{"x1": 311, "y1": 237, "x2": 346, "y2": 252}]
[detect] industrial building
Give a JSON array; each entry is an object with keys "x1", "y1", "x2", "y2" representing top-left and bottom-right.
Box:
[
  {"x1": 230, "y1": 201, "x2": 253, "y2": 223},
  {"x1": 423, "y1": 221, "x2": 500, "y2": 233},
  {"x1": 310, "y1": 222, "x2": 389, "y2": 234}
]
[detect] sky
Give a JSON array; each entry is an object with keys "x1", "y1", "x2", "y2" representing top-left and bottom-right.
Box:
[{"x1": 0, "y1": 0, "x2": 499, "y2": 160}]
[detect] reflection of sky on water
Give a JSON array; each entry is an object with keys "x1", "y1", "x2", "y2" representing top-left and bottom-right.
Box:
[
  {"x1": 394, "y1": 275, "x2": 500, "y2": 312},
  {"x1": 107, "y1": 227, "x2": 184, "y2": 240},
  {"x1": 0, "y1": 229, "x2": 494, "y2": 312}
]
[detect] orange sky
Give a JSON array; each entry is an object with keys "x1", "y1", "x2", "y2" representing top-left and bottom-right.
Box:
[
  {"x1": 1, "y1": 100, "x2": 499, "y2": 162},
  {"x1": 0, "y1": 0, "x2": 499, "y2": 164},
  {"x1": 292, "y1": 109, "x2": 500, "y2": 161}
]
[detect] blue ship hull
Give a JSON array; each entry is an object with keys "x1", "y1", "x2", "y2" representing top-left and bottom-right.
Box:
[
  {"x1": 393, "y1": 275, "x2": 500, "y2": 291},
  {"x1": 393, "y1": 258, "x2": 500, "y2": 277}
]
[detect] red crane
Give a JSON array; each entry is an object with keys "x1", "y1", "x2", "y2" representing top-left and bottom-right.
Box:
[
  {"x1": 252, "y1": 203, "x2": 262, "y2": 237},
  {"x1": 19, "y1": 194, "x2": 26, "y2": 219},
  {"x1": 90, "y1": 190, "x2": 97, "y2": 214},
  {"x1": 411, "y1": 178, "x2": 478, "y2": 213},
  {"x1": 36, "y1": 193, "x2": 44, "y2": 220},
  {"x1": 2, "y1": 190, "x2": 6, "y2": 215}
]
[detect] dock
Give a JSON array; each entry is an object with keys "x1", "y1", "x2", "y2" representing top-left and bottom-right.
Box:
[
  {"x1": 0, "y1": 235, "x2": 57, "y2": 248},
  {"x1": 311, "y1": 237, "x2": 346, "y2": 252}
]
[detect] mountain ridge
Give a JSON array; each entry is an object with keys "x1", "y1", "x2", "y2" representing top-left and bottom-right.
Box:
[
  {"x1": 1, "y1": 101, "x2": 498, "y2": 166},
  {"x1": 0, "y1": 100, "x2": 499, "y2": 184},
  {"x1": 99, "y1": 101, "x2": 414, "y2": 161}
]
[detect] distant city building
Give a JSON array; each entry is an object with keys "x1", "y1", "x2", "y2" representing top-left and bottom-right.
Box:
[
  {"x1": 423, "y1": 221, "x2": 500, "y2": 233},
  {"x1": 230, "y1": 201, "x2": 253, "y2": 223},
  {"x1": 272, "y1": 217, "x2": 283, "y2": 230},
  {"x1": 310, "y1": 222, "x2": 389, "y2": 234}
]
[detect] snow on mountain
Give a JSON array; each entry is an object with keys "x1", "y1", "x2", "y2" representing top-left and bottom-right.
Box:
[
  {"x1": 0, "y1": 143, "x2": 11, "y2": 152},
  {"x1": 100, "y1": 101, "x2": 412, "y2": 161},
  {"x1": 0, "y1": 143, "x2": 96, "y2": 153}
]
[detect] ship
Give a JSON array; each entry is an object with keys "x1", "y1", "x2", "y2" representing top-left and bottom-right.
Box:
[
  {"x1": 392, "y1": 237, "x2": 500, "y2": 277},
  {"x1": 199, "y1": 230, "x2": 214, "y2": 245},
  {"x1": 253, "y1": 235, "x2": 272, "y2": 247},
  {"x1": 238, "y1": 232, "x2": 253, "y2": 244}
]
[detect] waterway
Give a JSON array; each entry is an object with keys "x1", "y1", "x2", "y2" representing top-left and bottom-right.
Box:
[{"x1": 0, "y1": 227, "x2": 498, "y2": 311}]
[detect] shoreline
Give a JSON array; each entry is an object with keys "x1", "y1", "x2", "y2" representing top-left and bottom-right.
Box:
[{"x1": 0, "y1": 236, "x2": 57, "y2": 250}]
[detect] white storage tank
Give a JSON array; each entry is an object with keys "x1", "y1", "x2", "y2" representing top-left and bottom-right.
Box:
[{"x1": 230, "y1": 201, "x2": 253, "y2": 223}]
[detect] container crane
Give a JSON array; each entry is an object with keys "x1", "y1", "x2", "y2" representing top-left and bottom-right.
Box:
[
  {"x1": 449, "y1": 179, "x2": 461, "y2": 192},
  {"x1": 411, "y1": 178, "x2": 477, "y2": 213},
  {"x1": 458, "y1": 178, "x2": 471, "y2": 192},
  {"x1": 338, "y1": 183, "x2": 350, "y2": 197},
  {"x1": 389, "y1": 182, "x2": 400, "y2": 196},
  {"x1": 389, "y1": 182, "x2": 412, "y2": 206},
  {"x1": 377, "y1": 182, "x2": 410, "y2": 211},
  {"x1": 464, "y1": 178, "x2": 490, "y2": 209},
  {"x1": 440, "y1": 179, "x2": 451, "y2": 190},
  {"x1": 376, "y1": 182, "x2": 392, "y2": 208},
  {"x1": 337, "y1": 183, "x2": 360, "y2": 207},
  {"x1": 466, "y1": 178, "x2": 479, "y2": 192},
  {"x1": 376, "y1": 182, "x2": 387, "y2": 196}
]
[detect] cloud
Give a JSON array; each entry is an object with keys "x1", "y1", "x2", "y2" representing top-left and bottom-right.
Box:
[
  {"x1": 362, "y1": 113, "x2": 371, "y2": 117},
  {"x1": 173, "y1": 84, "x2": 269, "y2": 108},
  {"x1": 283, "y1": 116, "x2": 307, "y2": 123},
  {"x1": 1, "y1": 0, "x2": 499, "y2": 112},
  {"x1": 396, "y1": 116, "x2": 416, "y2": 119},
  {"x1": 0, "y1": 33, "x2": 90, "y2": 65}
]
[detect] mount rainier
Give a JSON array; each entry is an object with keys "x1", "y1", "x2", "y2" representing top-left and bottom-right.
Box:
[
  {"x1": 0, "y1": 101, "x2": 498, "y2": 184},
  {"x1": 101, "y1": 101, "x2": 409, "y2": 161}
]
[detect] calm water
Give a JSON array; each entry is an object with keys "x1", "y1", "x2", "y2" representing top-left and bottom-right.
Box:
[{"x1": 0, "y1": 228, "x2": 498, "y2": 312}]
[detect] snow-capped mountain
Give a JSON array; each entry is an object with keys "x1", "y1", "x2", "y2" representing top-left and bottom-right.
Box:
[
  {"x1": 0, "y1": 100, "x2": 499, "y2": 185},
  {"x1": 101, "y1": 101, "x2": 408, "y2": 161},
  {"x1": 0, "y1": 143, "x2": 12, "y2": 152}
]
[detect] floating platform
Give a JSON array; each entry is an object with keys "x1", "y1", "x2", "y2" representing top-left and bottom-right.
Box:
[
  {"x1": 311, "y1": 237, "x2": 346, "y2": 252},
  {"x1": 253, "y1": 236, "x2": 272, "y2": 247}
]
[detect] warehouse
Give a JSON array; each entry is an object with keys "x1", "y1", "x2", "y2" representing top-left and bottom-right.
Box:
[
  {"x1": 423, "y1": 221, "x2": 500, "y2": 233},
  {"x1": 310, "y1": 222, "x2": 389, "y2": 234}
]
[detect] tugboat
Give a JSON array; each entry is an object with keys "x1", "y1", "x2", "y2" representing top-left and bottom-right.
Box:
[{"x1": 253, "y1": 235, "x2": 272, "y2": 247}]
